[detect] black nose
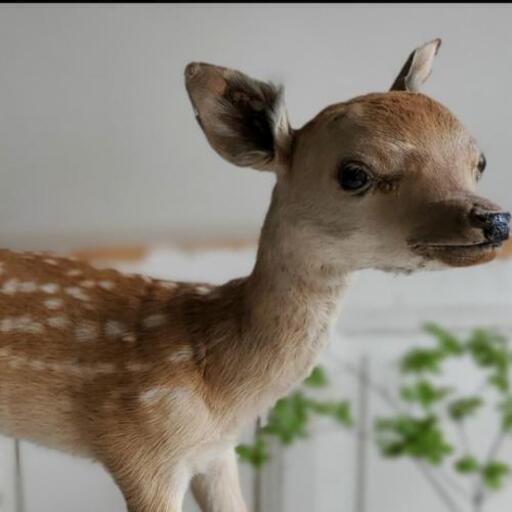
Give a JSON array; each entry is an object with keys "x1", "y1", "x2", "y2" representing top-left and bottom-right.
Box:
[{"x1": 470, "y1": 209, "x2": 511, "y2": 243}]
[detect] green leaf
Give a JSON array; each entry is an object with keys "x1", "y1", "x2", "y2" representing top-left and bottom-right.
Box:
[
  {"x1": 236, "y1": 437, "x2": 269, "y2": 468},
  {"x1": 375, "y1": 414, "x2": 453, "y2": 465},
  {"x1": 447, "y1": 397, "x2": 483, "y2": 422},
  {"x1": 262, "y1": 392, "x2": 310, "y2": 444},
  {"x1": 423, "y1": 323, "x2": 463, "y2": 356},
  {"x1": 466, "y1": 329, "x2": 508, "y2": 366},
  {"x1": 454, "y1": 456, "x2": 480, "y2": 474},
  {"x1": 481, "y1": 461, "x2": 510, "y2": 490},
  {"x1": 334, "y1": 402, "x2": 353, "y2": 425},
  {"x1": 400, "y1": 348, "x2": 443, "y2": 374},
  {"x1": 489, "y1": 369, "x2": 510, "y2": 393},
  {"x1": 308, "y1": 399, "x2": 353, "y2": 426},
  {"x1": 499, "y1": 396, "x2": 512, "y2": 431},
  {"x1": 304, "y1": 366, "x2": 329, "y2": 388},
  {"x1": 465, "y1": 328, "x2": 510, "y2": 391},
  {"x1": 400, "y1": 380, "x2": 452, "y2": 409}
]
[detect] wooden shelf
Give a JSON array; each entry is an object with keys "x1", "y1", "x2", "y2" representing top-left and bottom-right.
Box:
[{"x1": 67, "y1": 238, "x2": 512, "y2": 265}]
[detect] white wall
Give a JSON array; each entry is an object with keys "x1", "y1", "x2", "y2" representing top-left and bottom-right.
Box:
[{"x1": 1, "y1": 4, "x2": 511, "y2": 249}]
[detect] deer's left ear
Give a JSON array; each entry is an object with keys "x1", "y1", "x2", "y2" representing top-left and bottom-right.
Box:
[
  {"x1": 185, "y1": 62, "x2": 294, "y2": 173},
  {"x1": 390, "y1": 38, "x2": 442, "y2": 92}
]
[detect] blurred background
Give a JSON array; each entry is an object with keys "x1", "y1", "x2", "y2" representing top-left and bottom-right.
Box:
[{"x1": 1, "y1": 4, "x2": 512, "y2": 512}]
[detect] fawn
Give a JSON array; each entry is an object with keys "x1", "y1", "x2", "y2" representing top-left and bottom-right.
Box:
[{"x1": 0, "y1": 39, "x2": 510, "y2": 512}]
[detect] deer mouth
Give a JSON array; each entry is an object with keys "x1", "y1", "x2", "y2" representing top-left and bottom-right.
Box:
[{"x1": 410, "y1": 240, "x2": 502, "y2": 267}]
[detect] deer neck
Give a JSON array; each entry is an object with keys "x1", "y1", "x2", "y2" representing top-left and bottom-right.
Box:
[
  {"x1": 206, "y1": 196, "x2": 351, "y2": 419},
  {"x1": 249, "y1": 200, "x2": 350, "y2": 356}
]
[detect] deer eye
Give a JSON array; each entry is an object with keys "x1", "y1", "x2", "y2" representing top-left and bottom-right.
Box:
[
  {"x1": 477, "y1": 153, "x2": 486, "y2": 178},
  {"x1": 337, "y1": 161, "x2": 371, "y2": 192}
]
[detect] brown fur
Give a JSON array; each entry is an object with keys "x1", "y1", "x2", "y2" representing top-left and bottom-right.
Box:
[{"x1": 0, "y1": 40, "x2": 509, "y2": 511}]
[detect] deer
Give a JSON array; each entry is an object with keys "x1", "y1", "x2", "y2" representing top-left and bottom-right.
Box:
[{"x1": 0, "y1": 38, "x2": 510, "y2": 512}]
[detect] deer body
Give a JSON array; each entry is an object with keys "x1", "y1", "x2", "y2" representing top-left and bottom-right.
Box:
[
  {"x1": 0, "y1": 40, "x2": 510, "y2": 511},
  {"x1": 0, "y1": 216, "x2": 347, "y2": 443},
  {"x1": 0, "y1": 225, "x2": 347, "y2": 511}
]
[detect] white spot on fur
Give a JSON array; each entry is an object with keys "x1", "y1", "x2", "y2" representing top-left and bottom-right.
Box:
[
  {"x1": 44, "y1": 298, "x2": 63, "y2": 310},
  {"x1": 167, "y1": 387, "x2": 192, "y2": 408},
  {"x1": 0, "y1": 318, "x2": 14, "y2": 332},
  {"x1": 8, "y1": 356, "x2": 24, "y2": 369},
  {"x1": 19, "y1": 282, "x2": 37, "y2": 293},
  {"x1": 95, "y1": 363, "x2": 116, "y2": 374},
  {"x1": 105, "y1": 320, "x2": 125, "y2": 338},
  {"x1": 122, "y1": 333, "x2": 136, "y2": 343},
  {"x1": 140, "y1": 387, "x2": 168, "y2": 404},
  {"x1": 66, "y1": 364, "x2": 85, "y2": 377},
  {"x1": 168, "y1": 347, "x2": 193, "y2": 364},
  {"x1": 98, "y1": 280, "x2": 114, "y2": 290},
  {"x1": 143, "y1": 314, "x2": 166, "y2": 329},
  {"x1": 29, "y1": 360, "x2": 47, "y2": 371},
  {"x1": 159, "y1": 280, "x2": 178, "y2": 290},
  {"x1": 195, "y1": 285, "x2": 211, "y2": 295},
  {"x1": 1, "y1": 279, "x2": 20, "y2": 294},
  {"x1": 66, "y1": 286, "x2": 89, "y2": 301},
  {"x1": 0, "y1": 316, "x2": 43, "y2": 334},
  {"x1": 40, "y1": 283, "x2": 59, "y2": 294},
  {"x1": 47, "y1": 316, "x2": 70, "y2": 329},
  {"x1": 75, "y1": 321, "x2": 98, "y2": 342},
  {"x1": 44, "y1": 258, "x2": 58, "y2": 265},
  {"x1": 1, "y1": 279, "x2": 40, "y2": 294},
  {"x1": 19, "y1": 317, "x2": 44, "y2": 334},
  {"x1": 67, "y1": 269, "x2": 83, "y2": 277},
  {"x1": 80, "y1": 280, "x2": 95, "y2": 288}
]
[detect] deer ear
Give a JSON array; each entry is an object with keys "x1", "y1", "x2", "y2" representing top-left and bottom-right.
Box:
[
  {"x1": 185, "y1": 62, "x2": 293, "y2": 173},
  {"x1": 390, "y1": 38, "x2": 442, "y2": 92}
]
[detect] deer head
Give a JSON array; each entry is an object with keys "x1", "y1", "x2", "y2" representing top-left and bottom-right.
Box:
[{"x1": 185, "y1": 39, "x2": 510, "y2": 275}]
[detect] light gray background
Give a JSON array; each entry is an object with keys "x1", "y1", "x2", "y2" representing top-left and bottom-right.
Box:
[{"x1": 0, "y1": 4, "x2": 511, "y2": 250}]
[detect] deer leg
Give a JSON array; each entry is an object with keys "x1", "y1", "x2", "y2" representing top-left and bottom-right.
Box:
[
  {"x1": 108, "y1": 461, "x2": 191, "y2": 512},
  {"x1": 191, "y1": 449, "x2": 247, "y2": 512}
]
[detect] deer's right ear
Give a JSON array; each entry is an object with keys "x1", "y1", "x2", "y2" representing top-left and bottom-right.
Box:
[
  {"x1": 185, "y1": 62, "x2": 293, "y2": 173},
  {"x1": 390, "y1": 38, "x2": 442, "y2": 92}
]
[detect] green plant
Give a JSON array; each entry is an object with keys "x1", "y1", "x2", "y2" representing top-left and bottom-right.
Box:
[
  {"x1": 238, "y1": 324, "x2": 512, "y2": 512},
  {"x1": 375, "y1": 323, "x2": 512, "y2": 512},
  {"x1": 236, "y1": 366, "x2": 352, "y2": 468}
]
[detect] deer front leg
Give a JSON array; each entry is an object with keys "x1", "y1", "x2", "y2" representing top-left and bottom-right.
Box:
[
  {"x1": 191, "y1": 449, "x2": 247, "y2": 512},
  {"x1": 109, "y1": 461, "x2": 191, "y2": 512}
]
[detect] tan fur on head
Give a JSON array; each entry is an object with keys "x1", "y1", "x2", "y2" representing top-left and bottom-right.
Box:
[{"x1": 0, "y1": 39, "x2": 509, "y2": 512}]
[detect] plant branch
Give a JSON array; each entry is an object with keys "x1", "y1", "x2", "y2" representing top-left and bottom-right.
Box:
[
  {"x1": 456, "y1": 422, "x2": 472, "y2": 455},
  {"x1": 335, "y1": 358, "x2": 403, "y2": 414},
  {"x1": 437, "y1": 466, "x2": 471, "y2": 502},
  {"x1": 337, "y1": 424, "x2": 469, "y2": 504},
  {"x1": 333, "y1": 356, "x2": 468, "y2": 510},
  {"x1": 471, "y1": 428, "x2": 507, "y2": 511},
  {"x1": 416, "y1": 461, "x2": 464, "y2": 512}
]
